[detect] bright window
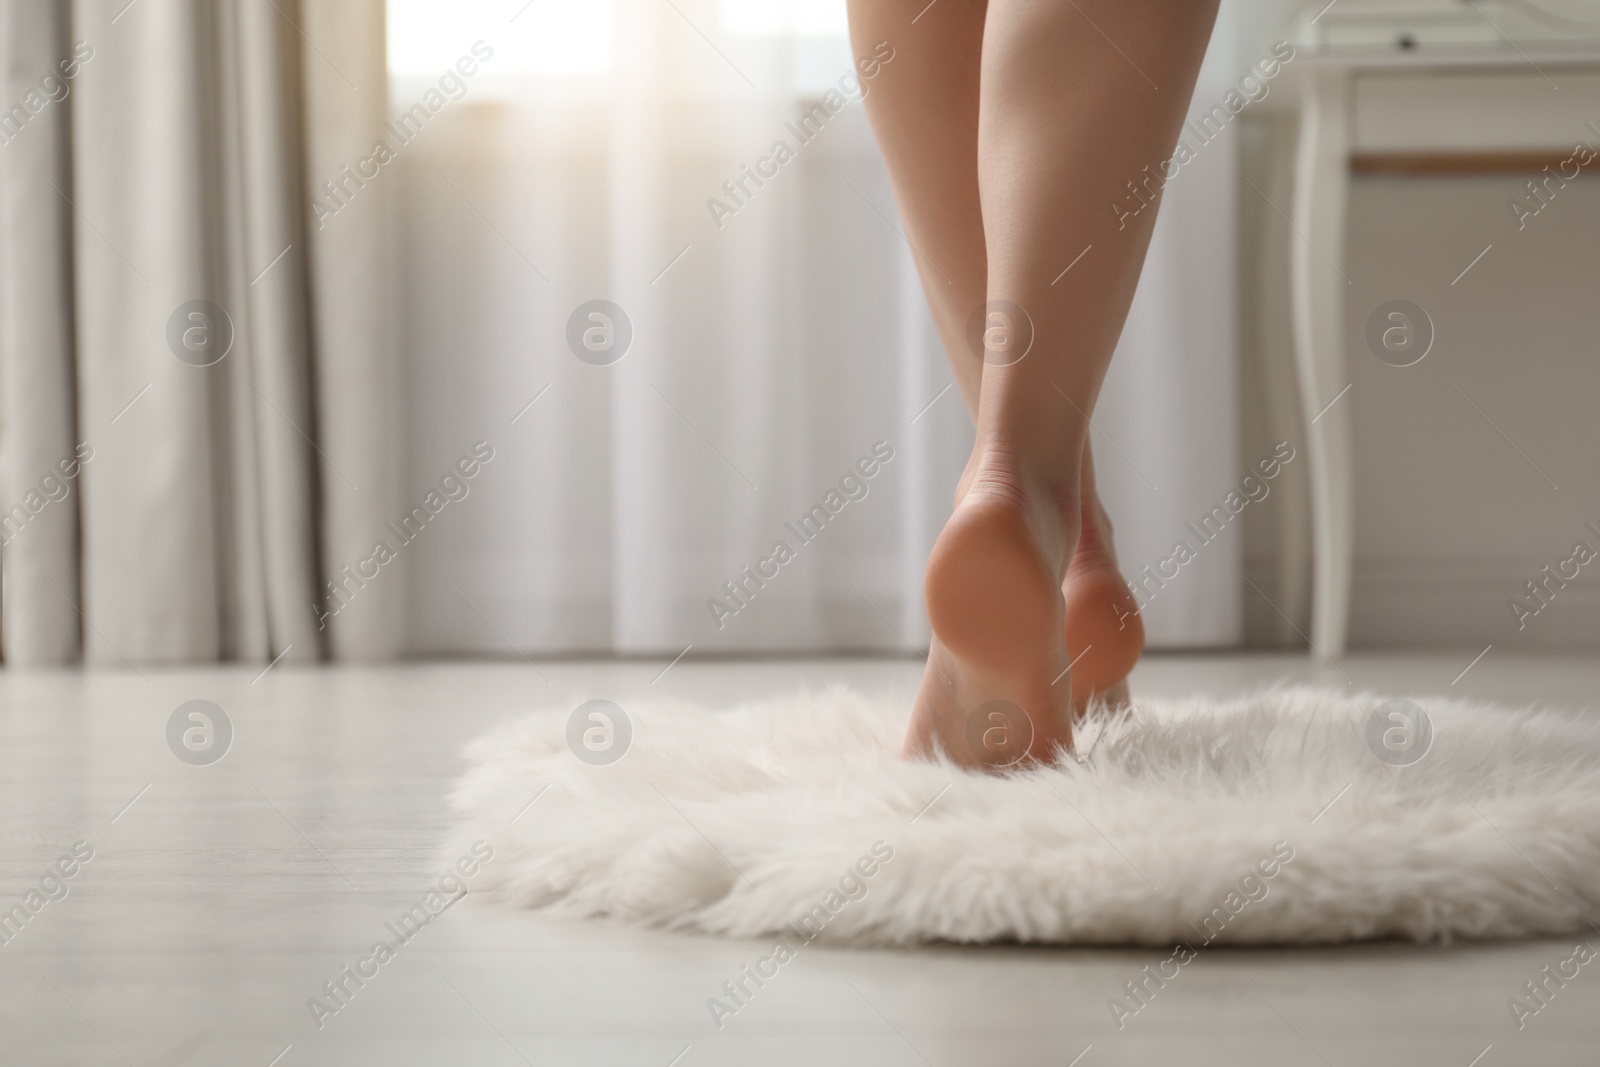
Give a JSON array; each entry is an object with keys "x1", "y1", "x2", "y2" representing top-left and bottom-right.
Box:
[
  {"x1": 387, "y1": 0, "x2": 849, "y2": 83},
  {"x1": 387, "y1": 0, "x2": 618, "y2": 79}
]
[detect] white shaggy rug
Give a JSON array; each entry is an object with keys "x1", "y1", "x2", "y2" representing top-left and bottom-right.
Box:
[{"x1": 447, "y1": 686, "x2": 1600, "y2": 946}]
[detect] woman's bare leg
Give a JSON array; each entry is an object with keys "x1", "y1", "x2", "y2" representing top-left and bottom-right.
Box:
[
  {"x1": 850, "y1": 0, "x2": 1145, "y2": 711},
  {"x1": 900, "y1": 0, "x2": 1219, "y2": 765},
  {"x1": 846, "y1": 0, "x2": 989, "y2": 416}
]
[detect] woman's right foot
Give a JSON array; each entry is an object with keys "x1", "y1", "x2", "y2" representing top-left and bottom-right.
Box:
[{"x1": 1061, "y1": 481, "x2": 1144, "y2": 713}]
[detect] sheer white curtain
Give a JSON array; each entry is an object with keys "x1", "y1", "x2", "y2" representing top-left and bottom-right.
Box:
[
  {"x1": 0, "y1": 0, "x2": 400, "y2": 666},
  {"x1": 390, "y1": 0, "x2": 1243, "y2": 656}
]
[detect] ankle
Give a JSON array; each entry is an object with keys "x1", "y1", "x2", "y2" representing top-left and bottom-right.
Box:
[
  {"x1": 1067, "y1": 496, "x2": 1119, "y2": 576},
  {"x1": 963, "y1": 439, "x2": 1082, "y2": 557}
]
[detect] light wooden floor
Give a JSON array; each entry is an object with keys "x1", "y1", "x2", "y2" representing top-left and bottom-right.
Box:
[{"x1": 2, "y1": 653, "x2": 1597, "y2": 1066}]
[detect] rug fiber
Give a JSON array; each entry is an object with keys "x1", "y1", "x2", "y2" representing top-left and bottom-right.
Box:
[{"x1": 448, "y1": 686, "x2": 1600, "y2": 946}]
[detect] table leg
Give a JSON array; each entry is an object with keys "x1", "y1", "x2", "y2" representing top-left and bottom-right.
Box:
[{"x1": 1290, "y1": 67, "x2": 1354, "y2": 659}]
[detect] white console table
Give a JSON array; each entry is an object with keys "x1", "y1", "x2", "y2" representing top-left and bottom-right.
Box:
[{"x1": 1263, "y1": 46, "x2": 1600, "y2": 656}]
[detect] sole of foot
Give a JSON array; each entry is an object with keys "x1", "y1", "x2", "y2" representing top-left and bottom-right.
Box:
[
  {"x1": 907, "y1": 465, "x2": 1076, "y2": 769},
  {"x1": 906, "y1": 452, "x2": 1144, "y2": 768},
  {"x1": 1061, "y1": 499, "x2": 1144, "y2": 712}
]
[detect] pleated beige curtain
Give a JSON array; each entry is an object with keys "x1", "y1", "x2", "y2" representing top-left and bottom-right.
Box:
[{"x1": 0, "y1": 0, "x2": 401, "y2": 665}]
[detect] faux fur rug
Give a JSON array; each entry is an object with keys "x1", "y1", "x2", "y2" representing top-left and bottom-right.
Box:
[{"x1": 447, "y1": 686, "x2": 1600, "y2": 946}]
